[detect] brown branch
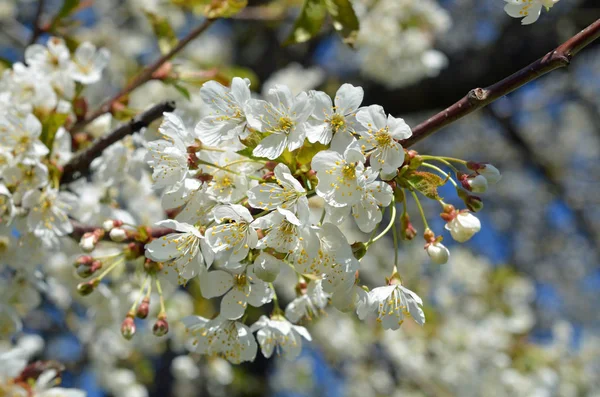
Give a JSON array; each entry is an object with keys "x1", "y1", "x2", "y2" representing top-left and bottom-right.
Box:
[
  {"x1": 69, "y1": 220, "x2": 174, "y2": 243},
  {"x1": 60, "y1": 100, "x2": 176, "y2": 184},
  {"x1": 28, "y1": 0, "x2": 46, "y2": 46},
  {"x1": 69, "y1": 18, "x2": 215, "y2": 134},
  {"x1": 402, "y1": 18, "x2": 600, "y2": 148}
]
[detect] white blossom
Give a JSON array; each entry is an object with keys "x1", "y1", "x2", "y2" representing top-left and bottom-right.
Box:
[
  {"x1": 145, "y1": 219, "x2": 213, "y2": 285},
  {"x1": 247, "y1": 163, "x2": 309, "y2": 225},
  {"x1": 247, "y1": 85, "x2": 314, "y2": 160},
  {"x1": 205, "y1": 204, "x2": 258, "y2": 263},
  {"x1": 250, "y1": 315, "x2": 311, "y2": 359},
  {"x1": 368, "y1": 283, "x2": 425, "y2": 329},
  {"x1": 306, "y1": 84, "x2": 364, "y2": 145},
  {"x1": 445, "y1": 212, "x2": 481, "y2": 242},
  {"x1": 199, "y1": 265, "x2": 272, "y2": 320},
  {"x1": 21, "y1": 188, "x2": 77, "y2": 237},
  {"x1": 504, "y1": 0, "x2": 560, "y2": 25},
  {"x1": 69, "y1": 42, "x2": 110, "y2": 84},
  {"x1": 426, "y1": 241, "x2": 450, "y2": 265},
  {"x1": 182, "y1": 315, "x2": 257, "y2": 364},
  {"x1": 353, "y1": 105, "x2": 412, "y2": 175},
  {"x1": 195, "y1": 77, "x2": 252, "y2": 146}
]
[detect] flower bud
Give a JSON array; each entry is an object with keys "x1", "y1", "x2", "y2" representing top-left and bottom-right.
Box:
[
  {"x1": 136, "y1": 298, "x2": 150, "y2": 319},
  {"x1": 79, "y1": 233, "x2": 97, "y2": 253},
  {"x1": 74, "y1": 255, "x2": 94, "y2": 268},
  {"x1": 400, "y1": 213, "x2": 417, "y2": 240},
  {"x1": 466, "y1": 175, "x2": 488, "y2": 193},
  {"x1": 426, "y1": 242, "x2": 450, "y2": 265},
  {"x1": 153, "y1": 317, "x2": 169, "y2": 337},
  {"x1": 478, "y1": 164, "x2": 501, "y2": 184},
  {"x1": 253, "y1": 252, "x2": 282, "y2": 282},
  {"x1": 77, "y1": 280, "x2": 98, "y2": 296},
  {"x1": 465, "y1": 195, "x2": 484, "y2": 212},
  {"x1": 444, "y1": 212, "x2": 481, "y2": 242},
  {"x1": 121, "y1": 314, "x2": 136, "y2": 340},
  {"x1": 109, "y1": 228, "x2": 127, "y2": 242}
]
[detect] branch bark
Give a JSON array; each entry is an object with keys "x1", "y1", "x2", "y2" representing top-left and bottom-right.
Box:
[
  {"x1": 69, "y1": 18, "x2": 215, "y2": 134},
  {"x1": 402, "y1": 18, "x2": 600, "y2": 148},
  {"x1": 28, "y1": 0, "x2": 46, "y2": 46},
  {"x1": 60, "y1": 100, "x2": 176, "y2": 184},
  {"x1": 69, "y1": 220, "x2": 174, "y2": 243}
]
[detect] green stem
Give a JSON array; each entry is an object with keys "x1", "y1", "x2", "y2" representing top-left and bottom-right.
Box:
[
  {"x1": 366, "y1": 198, "x2": 396, "y2": 247},
  {"x1": 155, "y1": 278, "x2": 166, "y2": 315},
  {"x1": 410, "y1": 189, "x2": 429, "y2": 230},
  {"x1": 420, "y1": 155, "x2": 467, "y2": 166}
]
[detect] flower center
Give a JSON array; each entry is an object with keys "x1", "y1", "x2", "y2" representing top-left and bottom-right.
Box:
[
  {"x1": 329, "y1": 113, "x2": 346, "y2": 133},
  {"x1": 278, "y1": 117, "x2": 294, "y2": 134},
  {"x1": 374, "y1": 128, "x2": 393, "y2": 148},
  {"x1": 235, "y1": 273, "x2": 247, "y2": 287},
  {"x1": 341, "y1": 163, "x2": 357, "y2": 180}
]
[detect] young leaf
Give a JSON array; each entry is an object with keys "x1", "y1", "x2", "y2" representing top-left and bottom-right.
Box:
[
  {"x1": 40, "y1": 113, "x2": 69, "y2": 150},
  {"x1": 406, "y1": 171, "x2": 445, "y2": 200},
  {"x1": 164, "y1": 77, "x2": 192, "y2": 100},
  {"x1": 144, "y1": 11, "x2": 178, "y2": 54},
  {"x1": 284, "y1": 0, "x2": 327, "y2": 46},
  {"x1": 324, "y1": 0, "x2": 359, "y2": 47}
]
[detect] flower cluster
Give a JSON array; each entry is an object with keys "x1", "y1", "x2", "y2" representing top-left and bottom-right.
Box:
[{"x1": 130, "y1": 77, "x2": 501, "y2": 362}]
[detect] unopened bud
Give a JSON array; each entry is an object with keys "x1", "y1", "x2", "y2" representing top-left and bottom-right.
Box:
[
  {"x1": 102, "y1": 220, "x2": 115, "y2": 232},
  {"x1": 76, "y1": 280, "x2": 98, "y2": 296},
  {"x1": 478, "y1": 164, "x2": 501, "y2": 184},
  {"x1": 153, "y1": 316, "x2": 169, "y2": 337},
  {"x1": 136, "y1": 298, "x2": 150, "y2": 319},
  {"x1": 466, "y1": 175, "x2": 488, "y2": 193},
  {"x1": 74, "y1": 255, "x2": 94, "y2": 268},
  {"x1": 79, "y1": 233, "x2": 96, "y2": 253},
  {"x1": 465, "y1": 195, "x2": 484, "y2": 212},
  {"x1": 109, "y1": 228, "x2": 127, "y2": 242},
  {"x1": 121, "y1": 314, "x2": 136, "y2": 340},
  {"x1": 400, "y1": 213, "x2": 417, "y2": 240},
  {"x1": 426, "y1": 241, "x2": 450, "y2": 265}
]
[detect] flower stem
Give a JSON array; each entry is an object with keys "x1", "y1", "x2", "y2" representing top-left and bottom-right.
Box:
[
  {"x1": 367, "y1": 198, "x2": 397, "y2": 247},
  {"x1": 410, "y1": 189, "x2": 429, "y2": 230}
]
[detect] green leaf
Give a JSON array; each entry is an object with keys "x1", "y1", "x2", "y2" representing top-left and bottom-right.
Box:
[
  {"x1": 50, "y1": 0, "x2": 81, "y2": 29},
  {"x1": 56, "y1": 0, "x2": 81, "y2": 20},
  {"x1": 324, "y1": 0, "x2": 359, "y2": 47},
  {"x1": 406, "y1": 171, "x2": 446, "y2": 200},
  {"x1": 164, "y1": 77, "x2": 191, "y2": 100},
  {"x1": 40, "y1": 113, "x2": 69, "y2": 150},
  {"x1": 296, "y1": 141, "x2": 328, "y2": 166},
  {"x1": 284, "y1": 0, "x2": 327, "y2": 46},
  {"x1": 144, "y1": 11, "x2": 178, "y2": 54}
]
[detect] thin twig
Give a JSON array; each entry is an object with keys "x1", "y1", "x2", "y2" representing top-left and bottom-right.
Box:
[
  {"x1": 28, "y1": 0, "x2": 46, "y2": 46},
  {"x1": 402, "y1": 18, "x2": 600, "y2": 148},
  {"x1": 69, "y1": 18, "x2": 215, "y2": 134},
  {"x1": 69, "y1": 220, "x2": 174, "y2": 243},
  {"x1": 60, "y1": 100, "x2": 176, "y2": 184}
]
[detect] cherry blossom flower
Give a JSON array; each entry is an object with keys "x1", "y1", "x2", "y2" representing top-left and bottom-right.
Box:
[
  {"x1": 368, "y1": 283, "x2": 425, "y2": 329},
  {"x1": 353, "y1": 105, "x2": 412, "y2": 175},
  {"x1": 199, "y1": 265, "x2": 272, "y2": 320},
  {"x1": 445, "y1": 212, "x2": 481, "y2": 242},
  {"x1": 247, "y1": 85, "x2": 314, "y2": 160},
  {"x1": 182, "y1": 315, "x2": 257, "y2": 364},
  {"x1": 250, "y1": 315, "x2": 312, "y2": 359},
  {"x1": 504, "y1": 0, "x2": 560, "y2": 25},
  {"x1": 145, "y1": 219, "x2": 213, "y2": 285},
  {"x1": 195, "y1": 77, "x2": 252, "y2": 146},
  {"x1": 306, "y1": 83, "x2": 364, "y2": 145},
  {"x1": 205, "y1": 205, "x2": 258, "y2": 263}
]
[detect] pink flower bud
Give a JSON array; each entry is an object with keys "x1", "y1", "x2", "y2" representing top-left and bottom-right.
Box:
[
  {"x1": 153, "y1": 317, "x2": 169, "y2": 337},
  {"x1": 121, "y1": 315, "x2": 136, "y2": 340}
]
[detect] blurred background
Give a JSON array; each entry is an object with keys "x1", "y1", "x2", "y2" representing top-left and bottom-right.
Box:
[{"x1": 1, "y1": 0, "x2": 600, "y2": 396}]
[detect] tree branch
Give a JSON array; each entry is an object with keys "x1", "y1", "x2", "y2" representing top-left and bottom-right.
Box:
[
  {"x1": 69, "y1": 220, "x2": 174, "y2": 243},
  {"x1": 28, "y1": 0, "x2": 46, "y2": 46},
  {"x1": 60, "y1": 100, "x2": 176, "y2": 184},
  {"x1": 69, "y1": 18, "x2": 215, "y2": 134},
  {"x1": 402, "y1": 18, "x2": 600, "y2": 148}
]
